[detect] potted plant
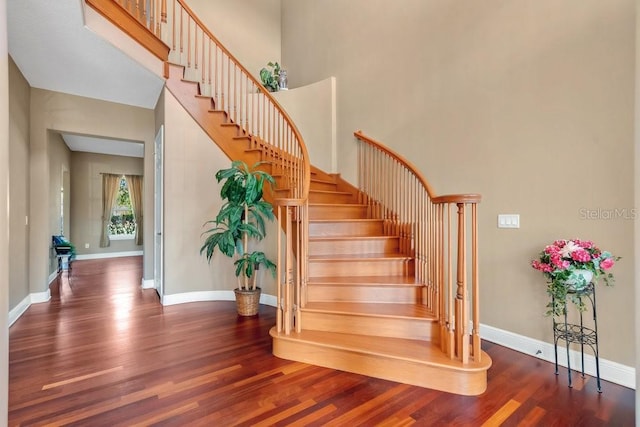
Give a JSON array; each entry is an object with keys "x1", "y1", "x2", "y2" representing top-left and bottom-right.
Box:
[
  {"x1": 259, "y1": 61, "x2": 281, "y2": 92},
  {"x1": 531, "y1": 238, "x2": 620, "y2": 316},
  {"x1": 200, "y1": 160, "x2": 277, "y2": 316}
]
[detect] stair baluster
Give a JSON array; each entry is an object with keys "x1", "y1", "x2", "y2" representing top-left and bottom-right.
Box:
[{"x1": 355, "y1": 131, "x2": 482, "y2": 363}]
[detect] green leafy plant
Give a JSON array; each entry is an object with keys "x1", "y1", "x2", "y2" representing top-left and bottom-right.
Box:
[
  {"x1": 200, "y1": 160, "x2": 277, "y2": 290},
  {"x1": 259, "y1": 61, "x2": 281, "y2": 92}
]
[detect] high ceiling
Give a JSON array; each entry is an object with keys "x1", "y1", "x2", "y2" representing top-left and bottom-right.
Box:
[{"x1": 7, "y1": 0, "x2": 164, "y2": 156}]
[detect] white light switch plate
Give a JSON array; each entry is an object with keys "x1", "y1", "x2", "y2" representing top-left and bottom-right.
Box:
[{"x1": 498, "y1": 214, "x2": 520, "y2": 229}]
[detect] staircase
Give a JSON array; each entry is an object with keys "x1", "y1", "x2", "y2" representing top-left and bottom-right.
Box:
[
  {"x1": 88, "y1": 0, "x2": 491, "y2": 396},
  {"x1": 271, "y1": 168, "x2": 490, "y2": 395}
]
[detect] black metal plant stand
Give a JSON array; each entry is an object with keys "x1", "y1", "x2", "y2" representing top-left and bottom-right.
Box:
[{"x1": 552, "y1": 282, "x2": 601, "y2": 392}]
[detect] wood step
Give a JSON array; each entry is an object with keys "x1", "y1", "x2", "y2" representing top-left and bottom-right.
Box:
[
  {"x1": 309, "y1": 219, "x2": 384, "y2": 237},
  {"x1": 308, "y1": 254, "x2": 414, "y2": 277},
  {"x1": 308, "y1": 203, "x2": 369, "y2": 220},
  {"x1": 270, "y1": 328, "x2": 491, "y2": 395},
  {"x1": 306, "y1": 275, "x2": 425, "y2": 303},
  {"x1": 309, "y1": 189, "x2": 356, "y2": 204},
  {"x1": 309, "y1": 167, "x2": 336, "y2": 182},
  {"x1": 309, "y1": 178, "x2": 338, "y2": 192},
  {"x1": 309, "y1": 236, "x2": 400, "y2": 255},
  {"x1": 305, "y1": 284, "x2": 422, "y2": 304},
  {"x1": 300, "y1": 302, "x2": 437, "y2": 340}
]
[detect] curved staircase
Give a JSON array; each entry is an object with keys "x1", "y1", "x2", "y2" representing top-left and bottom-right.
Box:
[
  {"x1": 87, "y1": 0, "x2": 491, "y2": 396},
  {"x1": 270, "y1": 168, "x2": 491, "y2": 395}
]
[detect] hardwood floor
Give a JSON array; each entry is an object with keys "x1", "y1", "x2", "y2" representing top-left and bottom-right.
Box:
[{"x1": 9, "y1": 257, "x2": 634, "y2": 426}]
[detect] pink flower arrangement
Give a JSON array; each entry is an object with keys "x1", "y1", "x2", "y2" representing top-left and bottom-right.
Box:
[
  {"x1": 531, "y1": 239, "x2": 618, "y2": 285},
  {"x1": 532, "y1": 239, "x2": 620, "y2": 316}
]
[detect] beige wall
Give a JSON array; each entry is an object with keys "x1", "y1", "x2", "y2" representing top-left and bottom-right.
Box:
[
  {"x1": 282, "y1": 0, "x2": 635, "y2": 366},
  {"x1": 1, "y1": 0, "x2": 11, "y2": 418},
  {"x1": 186, "y1": 0, "x2": 281, "y2": 80},
  {"x1": 162, "y1": 89, "x2": 278, "y2": 296},
  {"x1": 47, "y1": 133, "x2": 71, "y2": 276},
  {"x1": 8, "y1": 56, "x2": 30, "y2": 309},
  {"x1": 70, "y1": 152, "x2": 144, "y2": 256},
  {"x1": 29, "y1": 89, "x2": 156, "y2": 293},
  {"x1": 273, "y1": 77, "x2": 337, "y2": 173},
  {"x1": 635, "y1": 0, "x2": 640, "y2": 411}
]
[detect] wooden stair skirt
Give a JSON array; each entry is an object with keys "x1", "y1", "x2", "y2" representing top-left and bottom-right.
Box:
[{"x1": 270, "y1": 329, "x2": 491, "y2": 396}]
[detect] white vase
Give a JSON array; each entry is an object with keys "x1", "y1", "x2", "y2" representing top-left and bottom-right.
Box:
[{"x1": 562, "y1": 269, "x2": 593, "y2": 291}]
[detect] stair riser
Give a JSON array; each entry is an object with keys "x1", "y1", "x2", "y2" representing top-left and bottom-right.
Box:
[
  {"x1": 309, "y1": 192, "x2": 356, "y2": 204},
  {"x1": 300, "y1": 311, "x2": 437, "y2": 341},
  {"x1": 309, "y1": 221, "x2": 383, "y2": 237},
  {"x1": 308, "y1": 259, "x2": 414, "y2": 277},
  {"x1": 271, "y1": 334, "x2": 488, "y2": 396},
  {"x1": 306, "y1": 284, "x2": 421, "y2": 304},
  {"x1": 309, "y1": 238, "x2": 399, "y2": 256},
  {"x1": 308, "y1": 205, "x2": 369, "y2": 220},
  {"x1": 310, "y1": 181, "x2": 339, "y2": 192}
]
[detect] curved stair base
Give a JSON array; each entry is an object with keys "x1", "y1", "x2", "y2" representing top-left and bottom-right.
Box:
[{"x1": 270, "y1": 327, "x2": 492, "y2": 396}]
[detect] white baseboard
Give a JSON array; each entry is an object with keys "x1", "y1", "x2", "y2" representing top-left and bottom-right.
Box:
[
  {"x1": 75, "y1": 251, "x2": 143, "y2": 260},
  {"x1": 480, "y1": 323, "x2": 635, "y2": 390},
  {"x1": 48, "y1": 271, "x2": 58, "y2": 285},
  {"x1": 8, "y1": 295, "x2": 31, "y2": 327},
  {"x1": 162, "y1": 290, "x2": 278, "y2": 308},
  {"x1": 9, "y1": 289, "x2": 52, "y2": 327},
  {"x1": 141, "y1": 278, "x2": 155, "y2": 289},
  {"x1": 31, "y1": 289, "x2": 51, "y2": 304}
]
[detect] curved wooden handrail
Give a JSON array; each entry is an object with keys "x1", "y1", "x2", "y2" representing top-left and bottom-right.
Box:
[
  {"x1": 177, "y1": 0, "x2": 310, "y2": 200},
  {"x1": 354, "y1": 130, "x2": 437, "y2": 198},
  {"x1": 432, "y1": 194, "x2": 482, "y2": 204}
]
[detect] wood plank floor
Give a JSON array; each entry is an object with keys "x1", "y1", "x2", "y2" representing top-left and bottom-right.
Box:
[{"x1": 8, "y1": 257, "x2": 635, "y2": 426}]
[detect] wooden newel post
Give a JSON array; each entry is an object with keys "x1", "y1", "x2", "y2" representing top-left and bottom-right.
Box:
[
  {"x1": 284, "y1": 206, "x2": 293, "y2": 335},
  {"x1": 455, "y1": 202, "x2": 469, "y2": 363}
]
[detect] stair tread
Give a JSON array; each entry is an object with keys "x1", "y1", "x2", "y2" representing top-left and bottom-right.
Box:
[
  {"x1": 310, "y1": 218, "x2": 381, "y2": 223},
  {"x1": 310, "y1": 235, "x2": 397, "y2": 241},
  {"x1": 309, "y1": 253, "x2": 411, "y2": 261},
  {"x1": 271, "y1": 329, "x2": 490, "y2": 370},
  {"x1": 309, "y1": 203, "x2": 367, "y2": 207},
  {"x1": 303, "y1": 302, "x2": 435, "y2": 319},
  {"x1": 311, "y1": 177, "x2": 337, "y2": 184},
  {"x1": 307, "y1": 275, "x2": 422, "y2": 285},
  {"x1": 310, "y1": 189, "x2": 352, "y2": 195}
]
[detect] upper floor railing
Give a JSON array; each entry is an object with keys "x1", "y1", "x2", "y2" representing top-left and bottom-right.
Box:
[{"x1": 354, "y1": 130, "x2": 482, "y2": 363}]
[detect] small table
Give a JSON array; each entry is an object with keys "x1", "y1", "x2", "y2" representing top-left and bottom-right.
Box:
[
  {"x1": 552, "y1": 282, "x2": 601, "y2": 392},
  {"x1": 54, "y1": 245, "x2": 73, "y2": 274}
]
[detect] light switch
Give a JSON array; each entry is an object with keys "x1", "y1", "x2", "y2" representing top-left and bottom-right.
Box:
[{"x1": 498, "y1": 214, "x2": 520, "y2": 229}]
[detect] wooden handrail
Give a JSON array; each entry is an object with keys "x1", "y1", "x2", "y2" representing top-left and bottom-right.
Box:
[
  {"x1": 432, "y1": 194, "x2": 482, "y2": 204},
  {"x1": 85, "y1": 0, "x2": 170, "y2": 60},
  {"x1": 354, "y1": 130, "x2": 437, "y2": 198},
  {"x1": 354, "y1": 130, "x2": 482, "y2": 364},
  {"x1": 174, "y1": 0, "x2": 310, "y2": 200}
]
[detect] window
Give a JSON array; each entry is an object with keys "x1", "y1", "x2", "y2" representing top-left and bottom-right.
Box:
[{"x1": 108, "y1": 176, "x2": 137, "y2": 239}]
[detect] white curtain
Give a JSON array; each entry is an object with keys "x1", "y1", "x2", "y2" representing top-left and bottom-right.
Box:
[
  {"x1": 100, "y1": 174, "x2": 121, "y2": 247},
  {"x1": 125, "y1": 175, "x2": 143, "y2": 246}
]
